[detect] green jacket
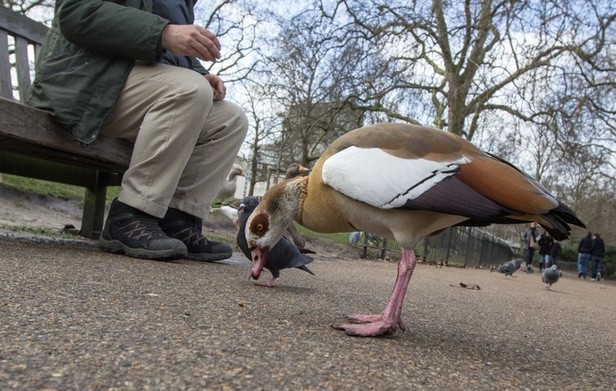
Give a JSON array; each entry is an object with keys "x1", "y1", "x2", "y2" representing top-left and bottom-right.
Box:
[{"x1": 27, "y1": 0, "x2": 170, "y2": 144}]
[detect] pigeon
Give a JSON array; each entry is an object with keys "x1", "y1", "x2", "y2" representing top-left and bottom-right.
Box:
[
  {"x1": 245, "y1": 123, "x2": 585, "y2": 337},
  {"x1": 237, "y1": 196, "x2": 315, "y2": 287},
  {"x1": 491, "y1": 258, "x2": 523, "y2": 277},
  {"x1": 542, "y1": 265, "x2": 562, "y2": 289},
  {"x1": 349, "y1": 231, "x2": 381, "y2": 245}
]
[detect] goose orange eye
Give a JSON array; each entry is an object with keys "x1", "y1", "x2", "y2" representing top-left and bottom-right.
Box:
[{"x1": 249, "y1": 214, "x2": 269, "y2": 238}]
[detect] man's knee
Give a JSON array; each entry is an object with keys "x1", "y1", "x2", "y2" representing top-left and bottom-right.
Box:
[
  {"x1": 217, "y1": 100, "x2": 249, "y2": 139},
  {"x1": 176, "y1": 72, "x2": 214, "y2": 106}
]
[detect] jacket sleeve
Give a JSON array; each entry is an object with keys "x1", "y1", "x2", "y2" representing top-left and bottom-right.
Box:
[
  {"x1": 190, "y1": 57, "x2": 209, "y2": 75},
  {"x1": 57, "y1": 0, "x2": 169, "y2": 63}
]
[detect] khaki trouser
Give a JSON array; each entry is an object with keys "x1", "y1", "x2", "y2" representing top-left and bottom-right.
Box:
[{"x1": 100, "y1": 64, "x2": 248, "y2": 219}]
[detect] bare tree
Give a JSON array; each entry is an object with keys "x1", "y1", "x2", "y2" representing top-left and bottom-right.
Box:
[
  {"x1": 310, "y1": 0, "x2": 615, "y2": 244},
  {"x1": 236, "y1": 78, "x2": 286, "y2": 195},
  {"x1": 194, "y1": 0, "x2": 263, "y2": 84},
  {"x1": 258, "y1": 9, "x2": 368, "y2": 166},
  {"x1": 3, "y1": 0, "x2": 52, "y2": 16},
  {"x1": 320, "y1": 0, "x2": 615, "y2": 141}
]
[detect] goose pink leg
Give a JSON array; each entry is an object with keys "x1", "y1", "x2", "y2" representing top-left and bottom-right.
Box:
[{"x1": 334, "y1": 248, "x2": 417, "y2": 337}]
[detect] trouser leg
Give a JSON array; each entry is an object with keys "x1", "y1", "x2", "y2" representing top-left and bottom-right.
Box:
[
  {"x1": 99, "y1": 64, "x2": 247, "y2": 219},
  {"x1": 169, "y1": 100, "x2": 247, "y2": 219}
]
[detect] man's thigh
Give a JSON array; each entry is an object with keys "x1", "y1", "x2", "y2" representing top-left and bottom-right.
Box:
[{"x1": 100, "y1": 64, "x2": 210, "y2": 140}]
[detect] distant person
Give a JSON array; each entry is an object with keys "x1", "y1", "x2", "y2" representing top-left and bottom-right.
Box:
[
  {"x1": 590, "y1": 233, "x2": 606, "y2": 281},
  {"x1": 522, "y1": 222, "x2": 540, "y2": 270},
  {"x1": 549, "y1": 238, "x2": 562, "y2": 267},
  {"x1": 538, "y1": 231, "x2": 552, "y2": 272},
  {"x1": 577, "y1": 232, "x2": 593, "y2": 279}
]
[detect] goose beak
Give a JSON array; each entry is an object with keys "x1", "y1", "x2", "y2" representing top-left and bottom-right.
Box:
[{"x1": 250, "y1": 247, "x2": 269, "y2": 280}]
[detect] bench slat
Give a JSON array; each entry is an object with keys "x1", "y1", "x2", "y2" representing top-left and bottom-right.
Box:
[
  {"x1": 0, "y1": 7, "x2": 129, "y2": 239},
  {"x1": 14, "y1": 35, "x2": 30, "y2": 101},
  {"x1": 0, "y1": 150, "x2": 123, "y2": 188},
  {"x1": 0, "y1": 29, "x2": 12, "y2": 99},
  {"x1": 0, "y1": 98, "x2": 132, "y2": 172},
  {"x1": 0, "y1": 6, "x2": 48, "y2": 44}
]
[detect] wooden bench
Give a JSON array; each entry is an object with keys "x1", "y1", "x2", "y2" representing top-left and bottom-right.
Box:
[{"x1": 0, "y1": 7, "x2": 133, "y2": 239}]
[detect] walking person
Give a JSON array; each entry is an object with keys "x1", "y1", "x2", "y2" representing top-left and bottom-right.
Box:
[
  {"x1": 522, "y1": 222, "x2": 540, "y2": 272},
  {"x1": 577, "y1": 232, "x2": 593, "y2": 279},
  {"x1": 27, "y1": 0, "x2": 249, "y2": 261},
  {"x1": 538, "y1": 231, "x2": 552, "y2": 272},
  {"x1": 549, "y1": 238, "x2": 562, "y2": 268},
  {"x1": 590, "y1": 233, "x2": 606, "y2": 281}
]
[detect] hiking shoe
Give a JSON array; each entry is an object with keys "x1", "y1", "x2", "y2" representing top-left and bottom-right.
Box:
[
  {"x1": 160, "y1": 207, "x2": 233, "y2": 261},
  {"x1": 98, "y1": 199, "x2": 187, "y2": 260}
]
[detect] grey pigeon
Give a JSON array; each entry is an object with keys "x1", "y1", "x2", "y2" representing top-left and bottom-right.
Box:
[
  {"x1": 542, "y1": 265, "x2": 562, "y2": 289},
  {"x1": 237, "y1": 196, "x2": 315, "y2": 287},
  {"x1": 349, "y1": 231, "x2": 381, "y2": 245},
  {"x1": 491, "y1": 258, "x2": 523, "y2": 277},
  {"x1": 349, "y1": 231, "x2": 361, "y2": 244}
]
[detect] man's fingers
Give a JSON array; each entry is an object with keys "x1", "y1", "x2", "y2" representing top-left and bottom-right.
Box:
[
  {"x1": 193, "y1": 38, "x2": 220, "y2": 61},
  {"x1": 201, "y1": 28, "x2": 221, "y2": 50},
  {"x1": 192, "y1": 26, "x2": 221, "y2": 60},
  {"x1": 204, "y1": 74, "x2": 226, "y2": 101},
  {"x1": 161, "y1": 24, "x2": 221, "y2": 62}
]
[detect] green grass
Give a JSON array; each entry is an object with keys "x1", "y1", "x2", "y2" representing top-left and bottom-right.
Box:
[
  {"x1": 1, "y1": 174, "x2": 120, "y2": 202},
  {"x1": 0, "y1": 223, "x2": 78, "y2": 239},
  {"x1": 293, "y1": 223, "x2": 350, "y2": 245},
  {"x1": 0, "y1": 174, "x2": 355, "y2": 248}
]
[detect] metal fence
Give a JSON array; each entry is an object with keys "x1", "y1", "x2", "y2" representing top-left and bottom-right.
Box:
[{"x1": 356, "y1": 226, "x2": 514, "y2": 267}]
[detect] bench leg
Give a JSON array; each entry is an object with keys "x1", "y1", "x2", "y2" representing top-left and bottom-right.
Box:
[{"x1": 81, "y1": 183, "x2": 107, "y2": 240}]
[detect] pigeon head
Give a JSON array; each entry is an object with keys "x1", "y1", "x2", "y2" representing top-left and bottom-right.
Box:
[
  {"x1": 238, "y1": 196, "x2": 260, "y2": 221},
  {"x1": 240, "y1": 196, "x2": 260, "y2": 209}
]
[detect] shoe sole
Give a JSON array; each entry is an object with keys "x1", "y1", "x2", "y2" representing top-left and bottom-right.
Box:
[
  {"x1": 98, "y1": 238, "x2": 187, "y2": 261},
  {"x1": 186, "y1": 251, "x2": 233, "y2": 262}
]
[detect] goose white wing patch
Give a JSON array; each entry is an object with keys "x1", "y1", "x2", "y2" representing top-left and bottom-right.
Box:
[{"x1": 322, "y1": 146, "x2": 469, "y2": 209}]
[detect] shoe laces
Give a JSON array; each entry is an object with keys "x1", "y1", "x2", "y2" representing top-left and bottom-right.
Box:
[
  {"x1": 118, "y1": 213, "x2": 166, "y2": 240},
  {"x1": 173, "y1": 224, "x2": 205, "y2": 247}
]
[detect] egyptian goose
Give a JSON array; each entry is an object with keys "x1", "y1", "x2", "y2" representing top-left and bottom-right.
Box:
[
  {"x1": 216, "y1": 166, "x2": 245, "y2": 201},
  {"x1": 209, "y1": 204, "x2": 240, "y2": 228},
  {"x1": 283, "y1": 163, "x2": 311, "y2": 248},
  {"x1": 285, "y1": 163, "x2": 310, "y2": 179},
  {"x1": 245, "y1": 123, "x2": 585, "y2": 337},
  {"x1": 237, "y1": 196, "x2": 314, "y2": 287}
]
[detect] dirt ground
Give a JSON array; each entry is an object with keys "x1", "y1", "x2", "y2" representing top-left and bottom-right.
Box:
[
  {"x1": 1, "y1": 228, "x2": 615, "y2": 390},
  {"x1": 2, "y1": 182, "x2": 615, "y2": 390},
  {"x1": 0, "y1": 183, "x2": 83, "y2": 233},
  {"x1": 0, "y1": 182, "x2": 359, "y2": 260}
]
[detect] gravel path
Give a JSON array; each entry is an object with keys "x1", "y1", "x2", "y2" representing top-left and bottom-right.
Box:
[{"x1": 1, "y1": 237, "x2": 614, "y2": 390}]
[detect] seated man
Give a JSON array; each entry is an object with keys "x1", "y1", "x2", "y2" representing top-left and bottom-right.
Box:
[{"x1": 27, "y1": 0, "x2": 248, "y2": 261}]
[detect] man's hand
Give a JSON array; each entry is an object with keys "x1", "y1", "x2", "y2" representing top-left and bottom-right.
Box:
[
  {"x1": 161, "y1": 24, "x2": 221, "y2": 62},
  {"x1": 204, "y1": 74, "x2": 226, "y2": 101}
]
